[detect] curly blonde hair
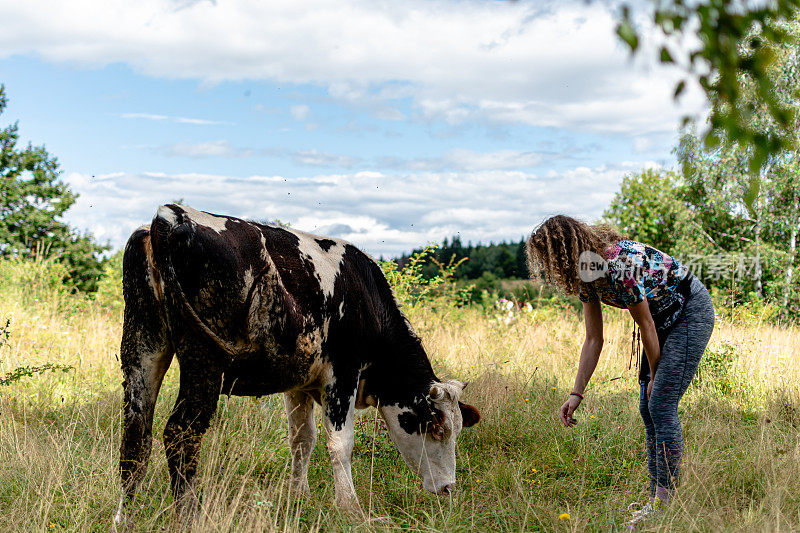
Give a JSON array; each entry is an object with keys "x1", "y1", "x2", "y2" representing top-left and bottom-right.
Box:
[{"x1": 526, "y1": 215, "x2": 625, "y2": 295}]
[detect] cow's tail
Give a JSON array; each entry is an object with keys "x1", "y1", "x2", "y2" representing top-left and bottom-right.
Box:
[{"x1": 150, "y1": 204, "x2": 241, "y2": 357}]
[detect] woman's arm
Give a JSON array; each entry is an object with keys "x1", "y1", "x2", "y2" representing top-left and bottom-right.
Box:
[
  {"x1": 627, "y1": 298, "x2": 660, "y2": 399},
  {"x1": 560, "y1": 300, "x2": 603, "y2": 427}
]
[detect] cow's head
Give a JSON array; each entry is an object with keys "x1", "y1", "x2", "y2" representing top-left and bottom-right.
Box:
[{"x1": 378, "y1": 379, "x2": 480, "y2": 495}]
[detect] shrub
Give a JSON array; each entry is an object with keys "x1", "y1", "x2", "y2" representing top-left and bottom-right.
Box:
[
  {"x1": 695, "y1": 341, "x2": 745, "y2": 398},
  {"x1": 0, "y1": 252, "x2": 72, "y2": 306},
  {"x1": 380, "y1": 246, "x2": 470, "y2": 311},
  {"x1": 710, "y1": 287, "x2": 782, "y2": 325},
  {"x1": 94, "y1": 250, "x2": 123, "y2": 310}
]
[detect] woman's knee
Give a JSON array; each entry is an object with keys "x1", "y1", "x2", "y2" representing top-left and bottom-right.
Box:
[{"x1": 648, "y1": 404, "x2": 680, "y2": 435}]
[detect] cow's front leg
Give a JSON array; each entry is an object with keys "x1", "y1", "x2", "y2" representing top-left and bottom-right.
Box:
[
  {"x1": 322, "y1": 380, "x2": 360, "y2": 511},
  {"x1": 283, "y1": 390, "x2": 317, "y2": 495}
]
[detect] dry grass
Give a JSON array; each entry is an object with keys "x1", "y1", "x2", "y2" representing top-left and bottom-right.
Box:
[{"x1": 2, "y1": 264, "x2": 800, "y2": 531}]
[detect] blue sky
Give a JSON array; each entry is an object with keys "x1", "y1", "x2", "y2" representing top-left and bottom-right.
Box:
[{"x1": 0, "y1": 0, "x2": 703, "y2": 257}]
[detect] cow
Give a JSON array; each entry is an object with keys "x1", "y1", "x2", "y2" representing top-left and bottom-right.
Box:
[{"x1": 114, "y1": 204, "x2": 480, "y2": 525}]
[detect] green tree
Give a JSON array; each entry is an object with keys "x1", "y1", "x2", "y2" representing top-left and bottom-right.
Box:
[
  {"x1": 603, "y1": 168, "x2": 694, "y2": 254},
  {"x1": 0, "y1": 85, "x2": 105, "y2": 291},
  {"x1": 674, "y1": 26, "x2": 800, "y2": 305},
  {"x1": 616, "y1": 1, "x2": 800, "y2": 179}
]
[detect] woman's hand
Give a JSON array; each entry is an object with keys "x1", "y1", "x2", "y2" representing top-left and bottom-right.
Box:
[{"x1": 559, "y1": 395, "x2": 581, "y2": 427}]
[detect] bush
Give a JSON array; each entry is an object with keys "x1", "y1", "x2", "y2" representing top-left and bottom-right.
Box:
[
  {"x1": 693, "y1": 341, "x2": 758, "y2": 405},
  {"x1": 711, "y1": 287, "x2": 782, "y2": 325},
  {"x1": 0, "y1": 252, "x2": 72, "y2": 306},
  {"x1": 380, "y1": 246, "x2": 471, "y2": 312},
  {"x1": 94, "y1": 250, "x2": 123, "y2": 310}
]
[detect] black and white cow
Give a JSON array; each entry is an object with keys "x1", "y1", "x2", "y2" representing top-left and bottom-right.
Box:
[{"x1": 115, "y1": 204, "x2": 480, "y2": 524}]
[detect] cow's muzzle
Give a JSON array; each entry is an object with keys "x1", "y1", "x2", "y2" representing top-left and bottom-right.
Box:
[
  {"x1": 422, "y1": 482, "x2": 456, "y2": 495},
  {"x1": 436, "y1": 483, "x2": 455, "y2": 495}
]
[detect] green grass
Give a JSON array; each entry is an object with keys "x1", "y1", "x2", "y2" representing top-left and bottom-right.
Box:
[
  {"x1": 2, "y1": 257, "x2": 800, "y2": 531},
  {"x1": 4, "y1": 369, "x2": 800, "y2": 532}
]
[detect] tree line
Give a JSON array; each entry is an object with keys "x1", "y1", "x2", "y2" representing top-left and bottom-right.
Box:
[{"x1": 395, "y1": 237, "x2": 529, "y2": 281}]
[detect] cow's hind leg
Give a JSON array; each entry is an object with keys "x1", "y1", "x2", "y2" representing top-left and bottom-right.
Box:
[
  {"x1": 163, "y1": 361, "x2": 223, "y2": 520},
  {"x1": 284, "y1": 390, "x2": 317, "y2": 495},
  {"x1": 116, "y1": 229, "x2": 173, "y2": 527}
]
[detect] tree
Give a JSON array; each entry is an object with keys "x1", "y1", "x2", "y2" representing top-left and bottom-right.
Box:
[
  {"x1": 603, "y1": 168, "x2": 694, "y2": 254},
  {"x1": 677, "y1": 131, "x2": 772, "y2": 296},
  {"x1": 616, "y1": 1, "x2": 800, "y2": 183},
  {"x1": 0, "y1": 85, "x2": 105, "y2": 291}
]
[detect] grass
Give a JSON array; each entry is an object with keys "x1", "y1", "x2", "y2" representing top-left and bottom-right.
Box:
[{"x1": 2, "y1": 258, "x2": 800, "y2": 531}]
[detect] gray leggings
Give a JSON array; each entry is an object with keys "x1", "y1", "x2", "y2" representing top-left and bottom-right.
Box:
[{"x1": 639, "y1": 276, "x2": 714, "y2": 493}]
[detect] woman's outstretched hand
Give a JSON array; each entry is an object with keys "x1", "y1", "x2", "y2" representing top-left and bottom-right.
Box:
[{"x1": 560, "y1": 395, "x2": 581, "y2": 427}]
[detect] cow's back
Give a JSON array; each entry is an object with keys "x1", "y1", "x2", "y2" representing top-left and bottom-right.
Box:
[{"x1": 147, "y1": 204, "x2": 394, "y2": 395}]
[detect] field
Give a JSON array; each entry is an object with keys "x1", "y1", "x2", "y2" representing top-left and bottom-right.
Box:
[{"x1": 2, "y1": 258, "x2": 800, "y2": 532}]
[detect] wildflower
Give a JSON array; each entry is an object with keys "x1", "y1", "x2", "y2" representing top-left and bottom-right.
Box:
[
  {"x1": 552, "y1": 386, "x2": 556, "y2": 390},
  {"x1": 558, "y1": 513, "x2": 570, "y2": 520},
  {"x1": 590, "y1": 415, "x2": 595, "y2": 419},
  {"x1": 475, "y1": 478, "x2": 481, "y2": 484},
  {"x1": 524, "y1": 398, "x2": 529, "y2": 402}
]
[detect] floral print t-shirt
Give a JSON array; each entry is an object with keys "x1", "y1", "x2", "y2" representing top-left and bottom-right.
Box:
[{"x1": 578, "y1": 240, "x2": 691, "y2": 332}]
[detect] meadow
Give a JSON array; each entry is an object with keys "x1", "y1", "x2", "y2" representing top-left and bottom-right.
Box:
[{"x1": 1, "y1": 255, "x2": 800, "y2": 532}]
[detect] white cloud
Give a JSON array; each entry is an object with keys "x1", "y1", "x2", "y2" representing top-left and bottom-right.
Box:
[
  {"x1": 1, "y1": 0, "x2": 705, "y2": 134},
  {"x1": 62, "y1": 162, "x2": 658, "y2": 256},
  {"x1": 290, "y1": 104, "x2": 311, "y2": 120},
  {"x1": 158, "y1": 140, "x2": 252, "y2": 158},
  {"x1": 150, "y1": 142, "x2": 553, "y2": 171},
  {"x1": 386, "y1": 148, "x2": 550, "y2": 171},
  {"x1": 119, "y1": 112, "x2": 229, "y2": 125},
  {"x1": 290, "y1": 149, "x2": 358, "y2": 168}
]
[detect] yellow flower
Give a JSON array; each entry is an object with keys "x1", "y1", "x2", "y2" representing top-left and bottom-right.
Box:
[
  {"x1": 552, "y1": 386, "x2": 556, "y2": 390},
  {"x1": 558, "y1": 513, "x2": 570, "y2": 520},
  {"x1": 590, "y1": 415, "x2": 595, "y2": 419},
  {"x1": 524, "y1": 398, "x2": 529, "y2": 402}
]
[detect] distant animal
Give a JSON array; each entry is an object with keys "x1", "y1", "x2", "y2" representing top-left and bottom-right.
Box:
[{"x1": 114, "y1": 204, "x2": 480, "y2": 524}]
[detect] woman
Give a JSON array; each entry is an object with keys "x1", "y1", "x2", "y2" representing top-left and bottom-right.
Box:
[{"x1": 526, "y1": 215, "x2": 714, "y2": 526}]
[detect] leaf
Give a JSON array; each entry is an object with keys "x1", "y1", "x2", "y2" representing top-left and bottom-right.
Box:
[
  {"x1": 704, "y1": 131, "x2": 721, "y2": 150},
  {"x1": 674, "y1": 80, "x2": 686, "y2": 99},
  {"x1": 616, "y1": 19, "x2": 639, "y2": 52},
  {"x1": 660, "y1": 46, "x2": 675, "y2": 63}
]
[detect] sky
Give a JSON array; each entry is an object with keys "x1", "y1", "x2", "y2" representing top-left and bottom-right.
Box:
[{"x1": 0, "y1": 0, "x2": 704, "y2": 258}]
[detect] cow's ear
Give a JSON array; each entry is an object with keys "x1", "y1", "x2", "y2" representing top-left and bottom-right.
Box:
[{"x1": 459, "y1": 401, "x2": 481, "y2": 428}]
